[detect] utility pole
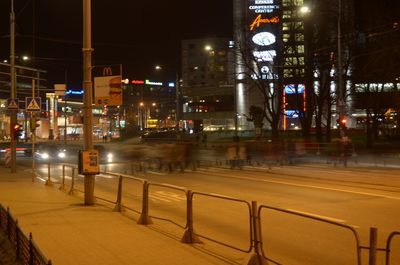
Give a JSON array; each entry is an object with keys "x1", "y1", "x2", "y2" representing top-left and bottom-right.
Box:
[
  {"x1": 175, "y1": 73, "x2": 180, "y2": 129},
  {"x1": 83, "y1": 0, "x2": 95, "y2": 205},
  {"x1": 31, "y1": 79, "x2": 36, "y2": 182},
  {"x1": 9, "y1": 0, "x2": 17, "y2": 173},
  {"x1": 337, "y1": 0, "x2": 346, "y2": 137}
]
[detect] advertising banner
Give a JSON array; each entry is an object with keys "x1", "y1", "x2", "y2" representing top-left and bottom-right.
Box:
[
  {"x1": 247, "y1": 0, "x2": 281, "y2": 80},
  {"x1": 93, "y1": 65, "x2": 123, "y2": 106}
]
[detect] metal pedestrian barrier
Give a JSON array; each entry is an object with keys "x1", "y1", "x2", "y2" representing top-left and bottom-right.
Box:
[
  {"x1": 37, "y1": 163, "x2": 400, "y2": 265},
  {"x1": 386, "y1": 231, "x2": 400, "y2": 265},
  {"x1": 0, "y1": 205, "x2": 51, "y2": 265}
]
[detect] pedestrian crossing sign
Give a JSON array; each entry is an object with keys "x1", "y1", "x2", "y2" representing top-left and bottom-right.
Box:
[
  {"x1": 7, "y1": 98, "x2": 19, "y2": 110},
  {"x1": 26, "y1": 97, "x2": 41, "y2": 112}
]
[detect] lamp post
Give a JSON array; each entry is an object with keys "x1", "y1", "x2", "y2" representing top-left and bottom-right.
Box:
[
  {"x1": 9, "y1": 0, "x2": 17, "y2": 173},
  {"x1": 300, "y1": 0, "x2": 346, "y2": 137},
  {"x1": 154, "y1": 65, "x2": 180, "y2": 129},
  {"x1": 336, "y1": 0, "x2": 346, "y2": 137},
  {"x1": 175, "y1": 73, "x2": 180, "y2": 128}
]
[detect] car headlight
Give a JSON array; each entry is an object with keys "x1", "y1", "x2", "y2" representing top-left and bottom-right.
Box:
[
  {"x1": 107, "y1": 153, "x2": 113, "y2": 162},
  {"x1": 58, "y1": 151, "x2": 66, "y2": 158},
  {"x1": 41, "y1": 153, "x2": 49, "y2": 159}
]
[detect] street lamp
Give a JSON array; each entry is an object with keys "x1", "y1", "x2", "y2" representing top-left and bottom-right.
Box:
[
  {"x1": 300, "y1": 0, "x2": 345, "y2": 137},
  {"x1": 154, "y1": 65, "x2": 180, "y2": 128}
]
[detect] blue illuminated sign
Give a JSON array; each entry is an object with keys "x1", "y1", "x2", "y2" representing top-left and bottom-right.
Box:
[{"x1": 284, "y1": 84, "x2": 305, "y2": 94}]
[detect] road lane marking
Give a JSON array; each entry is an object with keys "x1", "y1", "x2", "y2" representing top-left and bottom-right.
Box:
[
  {"x1": 198, "y1": 170, "x2": 400, "y2": 200},
  {"x1": 285, "y1": 208, "x2": 347, "y2": 223}
]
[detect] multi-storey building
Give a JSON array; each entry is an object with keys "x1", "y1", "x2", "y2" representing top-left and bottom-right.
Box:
[{"x1": 180, "y1": 38, "x2": 236, "y2": 132}]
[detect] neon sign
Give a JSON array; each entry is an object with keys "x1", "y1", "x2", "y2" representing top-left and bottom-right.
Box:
[
  {"x1": 252, "y1": 32, "x2": 276, "y2": 46},
  {"x1": 131, "y1": 80, "x2": 145, "y2": 85},
  {"x1": 253, "y1": 50, "x2": 276, "y2": 62},
  {"x1": 249, "y1": 5, "x2": 279, "y2": 14},
  {"x1": 66, "y1": 90, "x2": 84, "y2": 95},
  {"x1": 285, "y1": 84, "x2": 305, "y2": 94},
  {"x1": 250, "y1": 15, "x2": 280, "y2": 30},
  {"x1": 255, "y1": 0, "x2": 273, "y2": 3},
  {"x1": 145, "y1": 80, "x2": 163, "y2": 86}
]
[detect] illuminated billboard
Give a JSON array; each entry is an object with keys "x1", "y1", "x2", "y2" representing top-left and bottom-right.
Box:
[{"x1": 247, "y1": 0, "x2": 281, "y2": 80}]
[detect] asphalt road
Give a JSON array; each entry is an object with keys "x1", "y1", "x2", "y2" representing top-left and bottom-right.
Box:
[{"x1": 15, "y1": 155, "x2": 397, "y2": 265}]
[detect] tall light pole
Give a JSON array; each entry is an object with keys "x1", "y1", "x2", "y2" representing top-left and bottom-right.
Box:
[
  {"x1": 175, "y1": 73, "x2": 180, "y2": 128},
  {"x1": 154, "y1": 65, "x2": 180, "y2": 128},
  {"x1": 300, "y1": 1, "x2": 346, "y2": 136},
  {"x1": 337, "y1": 0, "x2": 346, "y2": 137},
  {"x1": 83, "y1": 0, "x2": 95, "y2": 205},
  {"x1": 9, "y1": 0, "x2": 17, "y2": 173}
]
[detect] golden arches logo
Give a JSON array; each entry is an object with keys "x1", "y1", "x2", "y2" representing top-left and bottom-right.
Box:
[{"x1": 103, "y1": 67, "x2": 113, "y2": 76}]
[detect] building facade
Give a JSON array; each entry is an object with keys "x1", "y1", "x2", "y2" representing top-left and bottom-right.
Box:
[{"x1": 180, "y1": 38, "x2": 236, "y2": 132}]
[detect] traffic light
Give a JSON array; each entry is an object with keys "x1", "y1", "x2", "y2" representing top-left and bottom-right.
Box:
[
  {"x1": 337, "y1": 117, "x2": 347, "y2": 131},
  {"x1": 30, "y1": 118, "x2": 40, "y2": 131},
  {"x1": 13, "y1": 124, "x2": 22, "y2": 140}
]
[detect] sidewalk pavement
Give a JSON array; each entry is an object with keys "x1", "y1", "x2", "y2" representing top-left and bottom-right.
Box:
[{"x1": 0, "y1": 166, "x2": 237, "y2": 265}]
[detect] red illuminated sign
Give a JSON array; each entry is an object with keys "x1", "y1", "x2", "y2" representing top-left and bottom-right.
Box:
[
  {"x1": 131, "y1": 80, "x2": 145, "y2": 85},
  {"x1": 250, "y1": 15, "x2": 280, "y2": 31}
]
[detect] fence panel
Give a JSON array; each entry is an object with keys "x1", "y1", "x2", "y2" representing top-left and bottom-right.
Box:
[
  {"x1": 386, "y1": 232, "x2": 400, "y2": 265},
  {"x1": 0, "y1": 205, "x2": 50, "y2": 265},
  {"x1": 148, "y1": 183, "x2": 187, "y2": 229},
  {"x1": 258, "y1": 205, "x2": 361, "y2": 265},
  {"x1": 191, "y1": 192, "x2": 252, "y2": 253}
]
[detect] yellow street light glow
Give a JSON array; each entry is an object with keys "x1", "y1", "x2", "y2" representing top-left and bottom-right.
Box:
[{"x1": 300, "y1": 6, "x2": 311, "y2": 14}]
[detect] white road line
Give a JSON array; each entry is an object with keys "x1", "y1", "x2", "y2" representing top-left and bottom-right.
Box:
[
  {"x1": 37, "y1": 176, "x2": 47, "y2": 182},
  {"x1": 285, "y1": 208, "x2": 347, "y2": 223},
  {"x1": 149, "y1": 194, "x2": 170, "y2": 202},
  {"x1": 146, "y1": 170, "x2": 166, "y2": 175},
  {"x1": 199, "y1": 170, "x2": 400, "y2": 200}
]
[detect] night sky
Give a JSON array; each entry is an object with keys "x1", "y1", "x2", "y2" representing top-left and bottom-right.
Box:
[{"x1": 0, "y1": 0, "x2": 233, "y2": 88}]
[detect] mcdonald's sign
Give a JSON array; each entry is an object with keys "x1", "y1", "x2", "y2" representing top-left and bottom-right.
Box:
[{"x1": 93, "y1": 64, "x2": 123, "y2": 106}]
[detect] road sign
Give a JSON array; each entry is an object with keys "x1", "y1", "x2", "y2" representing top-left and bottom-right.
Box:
[
  {"x1": 54, "y1": 84, "x2": 66, "y2": 97},
  {"x1": 26, "y1": 97, "x2": 41, "y2": 112},
  {"x1": 7, "y1": 98, "x2": 19, "y2": 110}
]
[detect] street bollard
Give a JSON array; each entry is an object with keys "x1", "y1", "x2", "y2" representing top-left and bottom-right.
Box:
[{"x1": 4, "y1": 149, "x2": 11, "y2": 168}]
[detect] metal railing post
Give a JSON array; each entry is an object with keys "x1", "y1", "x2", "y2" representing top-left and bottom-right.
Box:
[
  {"x1": 45, "y1": 163, "x2": 52, "y2": 186},
  {"x1": 68, "y1": 167, "x2": 75, "y2": 195},
  {"x1": 137, "y1": 181, "x2": 153, "y2": 225},
  {"x1": 15, "y1": 220, "x2": 20, "y2": 261},
  {"x1": 181, "y1": 190, "x2": 201, "y2": 244},
  {"x1": 7, "y1": 207, "x2": 11, "y2": 240},
  {"x1": 369, "y1": 227, "x2": 378, "y2": 265},
  {"x1": 29, "y1": 233, "x2": 33, "y2": 265},
  {"x1": 60, "y1": 165, "x2": 66, "y2": 190},
  {"x1": 113, "y1": 175, "x2": 124, "y2": 212},
  {"x1": 247, "y1": 201, "x2": 267, "y2": 265}
]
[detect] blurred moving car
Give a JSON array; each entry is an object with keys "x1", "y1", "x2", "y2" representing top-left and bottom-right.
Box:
[
  {"x1": 140, "y1": 129, "x2": 179, "y2": 143},
  {"x1": 94, "y1": 145, "x2": 114, "y2": 163},
  {"x1": 35, "y1": 145, "x2": 68, "y2": 161}
]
